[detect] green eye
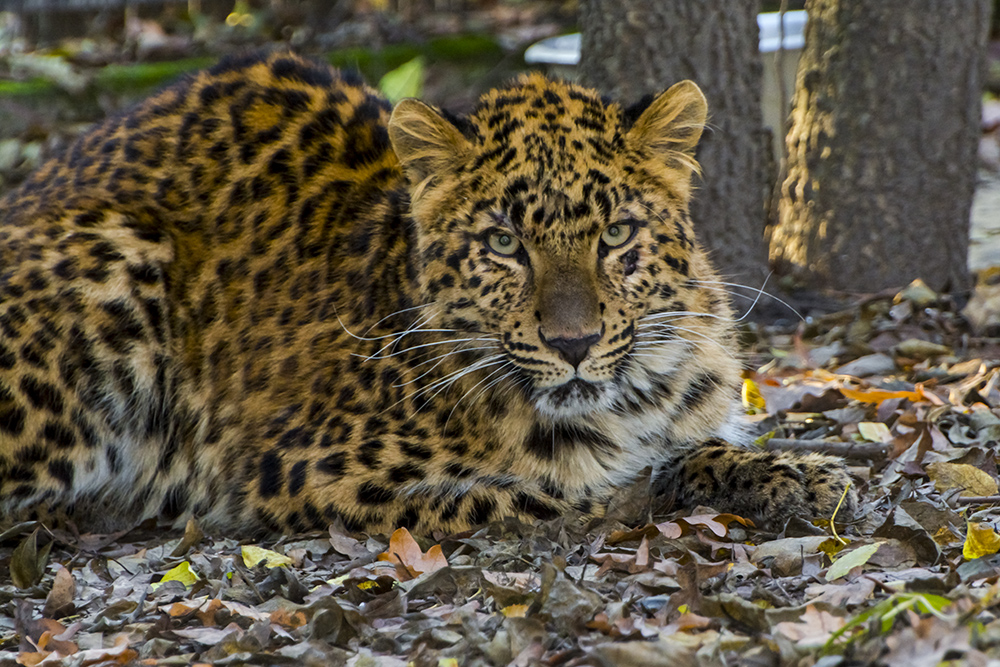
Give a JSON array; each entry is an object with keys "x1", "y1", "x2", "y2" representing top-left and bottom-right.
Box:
[
  {"x1": 487, "y1": 232, "x2": 521, "y2": 256},
  {"x1": 601, "y1": 223, "x2": 634, "y2": 248}
]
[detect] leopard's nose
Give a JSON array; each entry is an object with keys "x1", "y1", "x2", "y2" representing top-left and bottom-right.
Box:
[{"x1": 540, "y1": 330, "x2": 602, "y2": 368}]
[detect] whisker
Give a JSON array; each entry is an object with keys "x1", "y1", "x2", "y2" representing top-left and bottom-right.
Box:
[
  {"x1": 365, "y1": 307, "x2": 443, "y2": 358},
  {"x1": 444, "y1": 362, "x2": 515, "y2": 429},
  {"x1": 691, "y1": 274, "x2": 803, "y2": 322},
  {"x1": 394, "y1": 344, "x2": 499, "y2": 387},
  {"x1": 405, "y1": 355, "x2": 507, "y2": 407},
  {"x1": 362, "y1": 302, "x2": 438, "y2": 336},
  {"x1": 355, "y1": 336, "x2": 499, "y2": 361}
]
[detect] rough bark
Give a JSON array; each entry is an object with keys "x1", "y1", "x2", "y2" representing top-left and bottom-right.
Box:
[
  {"x1": 579, "y1": 0, "x2": 770, "y2": 295},
  {"x1": 771, "y1": 0, "x2": 991, "y2": 293}
]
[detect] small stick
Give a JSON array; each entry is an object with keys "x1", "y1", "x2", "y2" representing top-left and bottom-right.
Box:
[
  {"x1": 955, "y1": 496, "x2": 1000, "y2": 506},
  {"x1": 829, "y1": 482, "x2": 851, "y2": 545},
  {"x1": 766, "y1": 438, "x2": 889, "y2": 459}
]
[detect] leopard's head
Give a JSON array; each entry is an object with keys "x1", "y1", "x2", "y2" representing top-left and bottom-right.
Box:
[{"x1": 388, "y1": 74, "x2": 729, "y2": 419}]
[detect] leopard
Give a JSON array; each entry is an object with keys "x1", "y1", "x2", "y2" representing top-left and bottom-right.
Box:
[{"x1": 0, "y1": 50, "x2": 856, "y2": 535}]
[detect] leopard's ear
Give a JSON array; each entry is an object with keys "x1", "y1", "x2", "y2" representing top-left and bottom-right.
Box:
[
  {"x1": 625, "y1": 80, "x2": 707, "y2": 174},
  {"x1": 389, "y1": 99, "x2": 469, "y2": 187}
]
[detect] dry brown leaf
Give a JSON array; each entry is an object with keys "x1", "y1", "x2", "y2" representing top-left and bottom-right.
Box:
[
  {"x1": 377, "y1": 527, "x2": 448, "y2": 581},
  {"x1": 926, "y1": 461, "x2": 999, "y2": 496},
  {"x1": 42, "y1": 565, "x2": 75, "y2": 619},
  {"x1": 655, "y1": 513, "x2": 753, "y2": 539},
  {"x1": 329, "y1": 523, "x2": 371, "y2": 559},
  {"x1": 194, "y1": 598, "x2": 225, "y2": 627},
  {"x1": 774, "y1": 605, "x2": 846, "y2": 647},
  {"x1": 270, "y1": 607, "x2": 309, "y2": 630}
]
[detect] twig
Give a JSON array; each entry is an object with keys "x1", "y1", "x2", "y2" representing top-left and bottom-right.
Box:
[
  {"x1": 955, "y1": 496, "x2": 1000, "y2": 506},
  {"x1": 765, "y1": 438, "x2": 889, "y2": 459},
  {"x1": 829, "y1": 482, "x2": 851, "y2": 545}
]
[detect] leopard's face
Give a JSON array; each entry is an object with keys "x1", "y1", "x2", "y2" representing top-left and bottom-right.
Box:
[{"x1": 389, "y1": 74, "x2": 715, "y2": 419}]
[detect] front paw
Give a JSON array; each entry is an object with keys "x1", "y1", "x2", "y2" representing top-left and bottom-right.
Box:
[{"x1": 665, "y1": 443, "x2": 856, "y2": 527}]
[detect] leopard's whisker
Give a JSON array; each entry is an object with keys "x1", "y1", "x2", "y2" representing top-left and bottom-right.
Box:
[
  {"x1": 379, "y1": 354, "x2": 507, "y2": 416},
  {"x1": 362, "y1": 302, "x2": 438, "y2": 336},
  {"x1": 444, "y1": 361, "x2": 515, "y2": 430},
  {"x1": 423, "y1": 356, "x2": 508, "y2": 403},
  {"x1": 363, "y1": 306, "x2": 454, "y2": 358},
  {"x1": 691, "y1": 275, "x2": 802, "y2": 321},
  {"x1": 395, "y1": 344, "x2": 498, "y2": 387},
  {"x1": 640, "y1": 309, "x2": 730, "y2": 324},
  {"x1": 397, "y1": 355, "x2": 508, "y2": 413},
  {"x1": 634, "y1": 325, "x2": 739, "y2": 361},
  {"x1": 355, "y1": 336, "x2": 499, "y2": 362}
]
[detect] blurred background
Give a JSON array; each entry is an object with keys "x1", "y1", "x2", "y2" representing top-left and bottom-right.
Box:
[{"x1": 0, "y1": 0, "x2": 998, "y2": 322}]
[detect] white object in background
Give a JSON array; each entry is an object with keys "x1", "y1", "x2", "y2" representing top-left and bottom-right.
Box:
[{"x1": 524, "y1": 11, "x2": 808, "y2": 65}]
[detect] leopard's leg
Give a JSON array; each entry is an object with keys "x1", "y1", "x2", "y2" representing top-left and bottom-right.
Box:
[{"x1": 656, "y1": 439, "x2": 857, "y2": 526}]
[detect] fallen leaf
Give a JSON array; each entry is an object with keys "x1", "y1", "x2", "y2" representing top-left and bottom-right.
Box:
[
  {"x1": 502, "y1": 604, "x2": 529, "y2": 618},
  {"x1": 742, "y1": 377, "x2": 766, "y2": 413},
  {"x1": 152, "y1": 561, "x2": 199, "y2": 590},
  {"x1": 858, "y1": 422, "x2": 891, "y2": 442},
  {"x1": 377, "y1": 527, "x2": 448, "y2": 581},
  {"x1": 805, "y1": 578, "x2": 877, "y2": 606},
  {"x1": 964, "y1": 521, "x2": 1000, "y2": 560},
  {"x1": 840, "y1": 386, "x2": 923, "y2": 404},
  {"x1": 270, "y1": 607, "x2": 308, "y2": 630},
  {"x1": 11, "y1": 529, "x2": 51, "y2": 589},
  {"x1": 926, "y1": 462, "x2": 998, "y2": 496},
  {"x1": 42, "y1": 565, "x2": 75, "y2": 619},
  {"x1": 242, "y1": 545, "x2": 293, "y2": 568},
  {"x1": 826, "y1": 542, "x2": 882, "y2": 581},
  {"x1": 329, "y1": 524, "x2": 371, "y2": 559},
  {"x1": 774, "y1": 605, "x2": 846, "y2": 647}
]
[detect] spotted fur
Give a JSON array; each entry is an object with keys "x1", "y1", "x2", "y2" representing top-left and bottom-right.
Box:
[{"x1": 0, "y1": 51, "x2": 855, "y2": 534}]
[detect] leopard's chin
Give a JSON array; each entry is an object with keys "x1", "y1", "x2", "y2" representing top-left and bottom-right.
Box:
[{"x1": 532, "y1": 378, "x2": 617, "y2": 419}]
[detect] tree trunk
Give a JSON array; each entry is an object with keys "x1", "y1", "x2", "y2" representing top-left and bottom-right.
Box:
[
  {"x1": 579, "y1": 0, "x2": 770, "y2": 297},
  {"x1": 770, "y1": 0, "x2": 991, "y2": 294}
]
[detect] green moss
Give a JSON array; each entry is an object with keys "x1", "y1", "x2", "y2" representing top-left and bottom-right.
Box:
[
  {"x1": 0, "y1": 36, "x2": 504, "y2": 102},
  {"x1": 427, "y1": 35, "x2": 503, "y2": 61},
  {"x1": 95, "y1": 57, "x2": 216, "y2": 94},
  {"x1": 0, "y1": 78, "x2": 53, "y2": 96},
  {"x1": 326, "y1": 35, "x2": 503, "y2": 81}
]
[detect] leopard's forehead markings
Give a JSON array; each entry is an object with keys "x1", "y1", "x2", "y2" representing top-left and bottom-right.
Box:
[{"x1": 462, "y1": 74, "x2": 630, "y2": 238}]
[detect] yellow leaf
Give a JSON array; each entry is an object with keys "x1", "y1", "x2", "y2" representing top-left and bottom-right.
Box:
[
  {"x1": 857, "y1": 422, "x2": 891, "y2": 442},
  {"x1": 926, "y1": 462, "x2": 999, "y2": 497},
  {"x1": 501, "y1": 604, "x2": 529, "y2": 618},
  {"x1": 826, "y1": 542, "x2": 881, "y2": 581},
  {"x1": 241, "y1": 545, "x2": 292, "y2": 568},
  {"x1": 438, "y1": 660, "x2": 460, "y2": 667},
  {"x1": 152, "y1": 561, "x2": 199, "y2": 590},
  {"x1": 742, "y1": 378, "x2": 766, "y2": 414},
  {"x1": 964, "y1": 521, "x2": 1000, "y2": 560}
]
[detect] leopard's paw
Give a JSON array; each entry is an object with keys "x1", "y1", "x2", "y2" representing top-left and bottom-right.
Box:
[{"x1": 663, "y1": 441, "x2": 856, "y2": 527}]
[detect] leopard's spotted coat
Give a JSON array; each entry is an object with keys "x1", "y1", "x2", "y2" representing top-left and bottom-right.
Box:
[{"x1": 0, "y1": 51, "x2": 855, "y2": 534}]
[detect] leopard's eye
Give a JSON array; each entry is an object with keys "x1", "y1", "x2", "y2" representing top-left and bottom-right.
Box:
[
  {"x1": 487, "y1": 231, "x2": 521, "y2": 256},
  {"x1": 601, "y1": 223, "x2": 635, "y2": 248}
]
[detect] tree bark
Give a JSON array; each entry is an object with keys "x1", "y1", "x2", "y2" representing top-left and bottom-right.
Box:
[
  {"x1": 579, "y1": 0, "x2": 770, "y2": 297},
  {"x1": 770, "y1": 0, "x2": 991, "y2": 293}
]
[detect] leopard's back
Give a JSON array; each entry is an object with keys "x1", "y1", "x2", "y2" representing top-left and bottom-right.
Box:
[{"x1": 0, "y1": 52, "x2": 413, "y2": 529}]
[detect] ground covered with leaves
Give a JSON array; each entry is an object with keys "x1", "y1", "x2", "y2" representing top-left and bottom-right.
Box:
[{"x1": 6, "y1": 283, "x2": 1000, "y2": 665}]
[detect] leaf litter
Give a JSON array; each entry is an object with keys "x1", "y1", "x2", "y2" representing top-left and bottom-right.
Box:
[{"x1": 8, "y1": 282, "x2": 1000, "y2": 664}]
